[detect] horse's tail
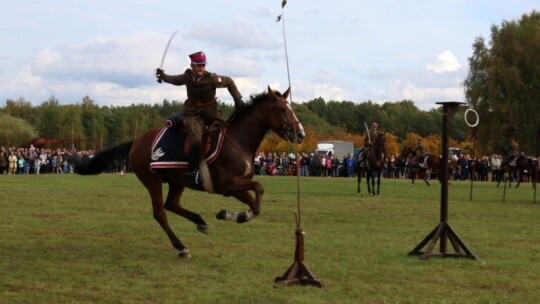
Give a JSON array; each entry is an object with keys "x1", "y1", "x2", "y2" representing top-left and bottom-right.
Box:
[{"x1": 74, "y1": 142, "x2": 133, "y2": 175}]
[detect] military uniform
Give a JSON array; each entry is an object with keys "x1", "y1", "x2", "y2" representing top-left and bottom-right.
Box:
[
  {"x1": 508, "y1": 140, "x2": 519, "y2": 166},
  {"x1": 414, "y1": 142, "x2": 425, "y2": 157},
  {"x1": 364, "y1": 130, "x2": 379, "y2": 147},
  {"x1": 414, "y1": 141, "x2": 426, "y2": 168},
  {"x1": 161, "y1": 68, "x2": 242, "y2": 120},
  {"x1": 359, "y1": 123, "x2": 379, "y2": 166},
  {"x1": 156, "y1": 51, "x2": 243, "y2": 184}
]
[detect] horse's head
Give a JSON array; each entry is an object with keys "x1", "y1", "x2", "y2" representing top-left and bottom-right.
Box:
[{"x1": 263, "y1": 86, "x2": 305, "y2": 143}]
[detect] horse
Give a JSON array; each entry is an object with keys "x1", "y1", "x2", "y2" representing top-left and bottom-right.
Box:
[
  {"x1": 401, "y1": 146, "x2": 441, "y2": 186},
  {"x1": 73, "y1": 87, "x2": 305, "y2": 258},
  {"x1": 497, "y1": 155, "x2": 537, "y2": 188},
  {"x1": 357, "y1": 132, "x2": 386, "y2": 196}
]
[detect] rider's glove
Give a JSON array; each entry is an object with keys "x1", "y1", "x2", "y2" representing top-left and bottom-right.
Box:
[
  {"x1": 155, "y1": 68, "x2": 165, "y2": 83},
  {"x1": 234, "y1": 97, "x2": 245, "y2": 109}
]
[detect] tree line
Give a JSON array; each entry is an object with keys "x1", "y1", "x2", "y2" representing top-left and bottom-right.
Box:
[{"x1": 0, "y1": 94, "x2": 478, "y2": 156}]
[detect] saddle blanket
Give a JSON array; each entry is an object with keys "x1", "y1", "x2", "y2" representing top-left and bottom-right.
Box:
[{"x1": 149, "y1": 127, "x2": 224, "y2": 170}]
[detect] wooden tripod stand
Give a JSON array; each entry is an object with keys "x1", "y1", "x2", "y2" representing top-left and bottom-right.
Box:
[
  {"x1": 274, "y1": 228, "x2": 324, "y2": 287},
  {"x1": 409, "y1": 102, "x2": 477, "y2": 260}
]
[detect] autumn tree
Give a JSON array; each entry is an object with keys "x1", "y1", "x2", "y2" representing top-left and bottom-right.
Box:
[{"x1": 464, "y1": 10, "x2": 540, "y2": 155}]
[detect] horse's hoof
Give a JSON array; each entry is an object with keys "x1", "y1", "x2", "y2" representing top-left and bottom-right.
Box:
[
  {"x1": 178, "y1": 248, "x2": 191, "y2": 259},
  {"x1": 197, "y1": 225, "x2": 208, "y2": 234},
  {"x1": 236, "y1": 212, "x2": 248, "y2": 223},
  {"x1": 216, "y1": 209, "x2": 227, "y2": 220}
]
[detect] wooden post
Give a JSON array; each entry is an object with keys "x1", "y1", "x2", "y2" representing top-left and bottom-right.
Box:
[{"x1": 408, "y1": 101, "x2": 477, "y2": 260}]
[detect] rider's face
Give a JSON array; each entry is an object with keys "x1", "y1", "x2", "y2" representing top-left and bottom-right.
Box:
[{"x1": 191, "y1": 63, "x2": 206, "y2": 76}]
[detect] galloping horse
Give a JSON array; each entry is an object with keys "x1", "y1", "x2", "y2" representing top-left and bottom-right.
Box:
[
  {"x1": 401, "y1": 146, "x2": 441, "y2": 186},
  {"x1": 497, "y1": 155, "x2": 537, "y2": 188},
  {"x1": 74, "y1": 87, "x2": 305, "y2": 258},
  {"x1": 357, "y1": 132, "x2": 386, "y2": 196}
]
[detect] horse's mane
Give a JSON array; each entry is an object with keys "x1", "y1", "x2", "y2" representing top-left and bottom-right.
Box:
[{"x1": 226, "y1": 90, "x2": 283, "y2": 123}]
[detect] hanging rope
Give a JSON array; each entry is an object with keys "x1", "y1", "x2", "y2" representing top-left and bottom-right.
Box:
[{"x1": 277, "y1": 0, "x2": 302, "y2": 229}]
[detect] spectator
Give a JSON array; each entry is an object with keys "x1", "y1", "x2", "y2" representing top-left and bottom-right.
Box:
[{"x1": 346, "y1": 153, "x2": 355, "y2": 177}]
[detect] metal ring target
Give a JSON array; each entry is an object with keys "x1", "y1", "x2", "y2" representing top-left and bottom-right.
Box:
[{"x1": 464, "y1": 108, "x2": 479, "y2": 127}]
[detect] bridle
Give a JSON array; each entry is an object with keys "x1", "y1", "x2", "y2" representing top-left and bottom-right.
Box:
[{"x1": 245, "y1": 97, "x2": 296, "y2": 140}]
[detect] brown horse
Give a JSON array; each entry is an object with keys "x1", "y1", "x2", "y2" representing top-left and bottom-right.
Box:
[
  {"x1": 357, "y1": 132, "x2": 386, "y2": 196},
  {"x1": 401, "y1": 146, "x2": 441, "y2": 186},
  {"x1": 497, "y1": 155, "x2": 537, "y2": 188},
  {"x1": 73, "y1": 87, "x2": 305, "y2": 258}
]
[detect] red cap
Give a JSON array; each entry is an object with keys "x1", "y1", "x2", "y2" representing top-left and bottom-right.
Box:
[{"x1": 189, "y1": 51, "x2": 207, "y2": 64}]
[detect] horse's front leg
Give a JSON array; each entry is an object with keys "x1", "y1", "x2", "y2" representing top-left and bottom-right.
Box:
[{"x1": 216, "y1": 180, "x2": 264, "y2": 223}]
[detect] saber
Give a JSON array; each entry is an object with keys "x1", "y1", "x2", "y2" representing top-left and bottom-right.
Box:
[
  {"x1": 364, "y1": 122, "x2": 371, "y2": 144},
  {"x1": 157, "y1": 30, "x2": 178, "y2": 83}
]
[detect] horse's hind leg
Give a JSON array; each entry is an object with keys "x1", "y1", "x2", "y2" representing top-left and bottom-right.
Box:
[
  {"x1": 164, "y1": 182, "x2": 208, "y2": 234},
  {"x1": 140, "y1": 177, "x2": 191, "y2": 258}
]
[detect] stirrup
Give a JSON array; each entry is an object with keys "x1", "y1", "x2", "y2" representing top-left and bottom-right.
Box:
[{"x1": 186, "y1": 170, "x2": 204, "y2": 184}]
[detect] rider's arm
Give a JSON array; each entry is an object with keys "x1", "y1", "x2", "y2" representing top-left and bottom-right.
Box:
[
  {"x1": 213, "y1": 74, "x2": 242, "y2": 101},
  {"x1": 161, "y1": 69, "x2": 190, "y2": 86}
]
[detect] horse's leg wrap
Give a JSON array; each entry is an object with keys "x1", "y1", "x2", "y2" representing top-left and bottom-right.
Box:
[
  {"x1": 215, "y1": 209, "x2": 255, "y2": 223},
  {"x1": 216, "y1": 209, "x2": 238, "y2": 221},
  {"x1": 178, "y1": 248, "x2": 191, "y2": 258}
]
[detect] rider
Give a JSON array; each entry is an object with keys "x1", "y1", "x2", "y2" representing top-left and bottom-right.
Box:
[
  {"x1": 358, "y1": 122, "x2": 379, "y2": 166},
  {"x1": 508, "y1": 138, "x2": 520, "y2": 167},
  {"x1": 413, "y1": 137, "x2": 427, "y2": 168},
  {"x1": 155, "y1": 51, "x2": 245, "y2": 184}
]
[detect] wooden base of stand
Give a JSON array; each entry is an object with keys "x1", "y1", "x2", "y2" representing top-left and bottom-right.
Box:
[
  {"x1": 408, "y1": 222, "x2": 477, "y2": 260},
  {"x1": 274, "y1": 229, "x2": 323, "y2": 287}
]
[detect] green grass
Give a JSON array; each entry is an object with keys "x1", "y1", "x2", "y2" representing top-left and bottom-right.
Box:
[{"x1": 0, "y1": 174, "x2": 538, "y2": 303}]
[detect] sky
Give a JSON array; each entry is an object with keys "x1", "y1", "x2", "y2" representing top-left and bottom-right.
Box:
[{"x1": 1, "y1": 1, "x2": 537, "y2": 110}]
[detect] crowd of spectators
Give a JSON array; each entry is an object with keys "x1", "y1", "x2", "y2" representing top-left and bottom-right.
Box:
[
  {"x1": 2, "y1": 144, "x2": 537, "y2": 184},
  {"x1": 253, "y1": 150, "x2": 539, "y2": 183},
  {"x1": 0, "y1": 145, "x2": 96, "y2": 175}
]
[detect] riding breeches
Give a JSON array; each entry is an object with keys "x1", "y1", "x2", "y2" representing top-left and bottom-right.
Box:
[{"x1": 183, "y1": 116, "x2": 203, "y2": 148}]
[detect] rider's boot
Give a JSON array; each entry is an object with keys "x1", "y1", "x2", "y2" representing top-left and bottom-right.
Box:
[{"x1": 186, "y1": 145, "x2": 204, "y2": 184}]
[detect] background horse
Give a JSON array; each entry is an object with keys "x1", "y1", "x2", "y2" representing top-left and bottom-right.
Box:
[
  {"x1": 497, "y1": 155, "x2": 537, "y2": 188},
  {"x1": 358, "y1": 132, "x2": 386, "y2": 196},
  {"x1": 74, "y1": 87, "x2": 305, "y2": 258},
  {"x1": 401, "y1": 146, "x2": 441, "y2": 186}
]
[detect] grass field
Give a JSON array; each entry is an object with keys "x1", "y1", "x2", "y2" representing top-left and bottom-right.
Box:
[{"x1": 0, "y1": 173, "x2": 539, "y2": 303}]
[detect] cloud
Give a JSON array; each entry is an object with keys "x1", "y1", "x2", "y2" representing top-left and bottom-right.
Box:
[
  {"x1": 186, "y1": 17, "x2": 280, "y2": 50},
  {"x1": 426, "y1": 50, "x2": 461, "y2": 73}
]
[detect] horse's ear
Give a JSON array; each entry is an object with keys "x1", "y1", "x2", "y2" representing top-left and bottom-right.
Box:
[
  {"x1": 283, "y1": 87, "x2": 291, "y2": 99},
  {"x1": 267, "y1": 86, "x2": 274, "y2": 96}
]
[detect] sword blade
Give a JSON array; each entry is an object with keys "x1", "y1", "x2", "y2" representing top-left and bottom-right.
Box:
[{"x1": 159, "y1": 30, "x2": 178, "y2": 69}]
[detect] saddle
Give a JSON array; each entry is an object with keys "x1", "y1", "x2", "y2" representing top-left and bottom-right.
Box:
[
  {"x1": 415, "y1": 156, "x2": 429, "y2": 169},
  {"x1": 150, "y1": 115, "x2": 225, "y2": 170},
  {"x1": 165, "y1": 113, "x2": 224, "y2": 156},
  {"x1": 509, "y1": 155, "x2": 524, "y2": 167}
]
